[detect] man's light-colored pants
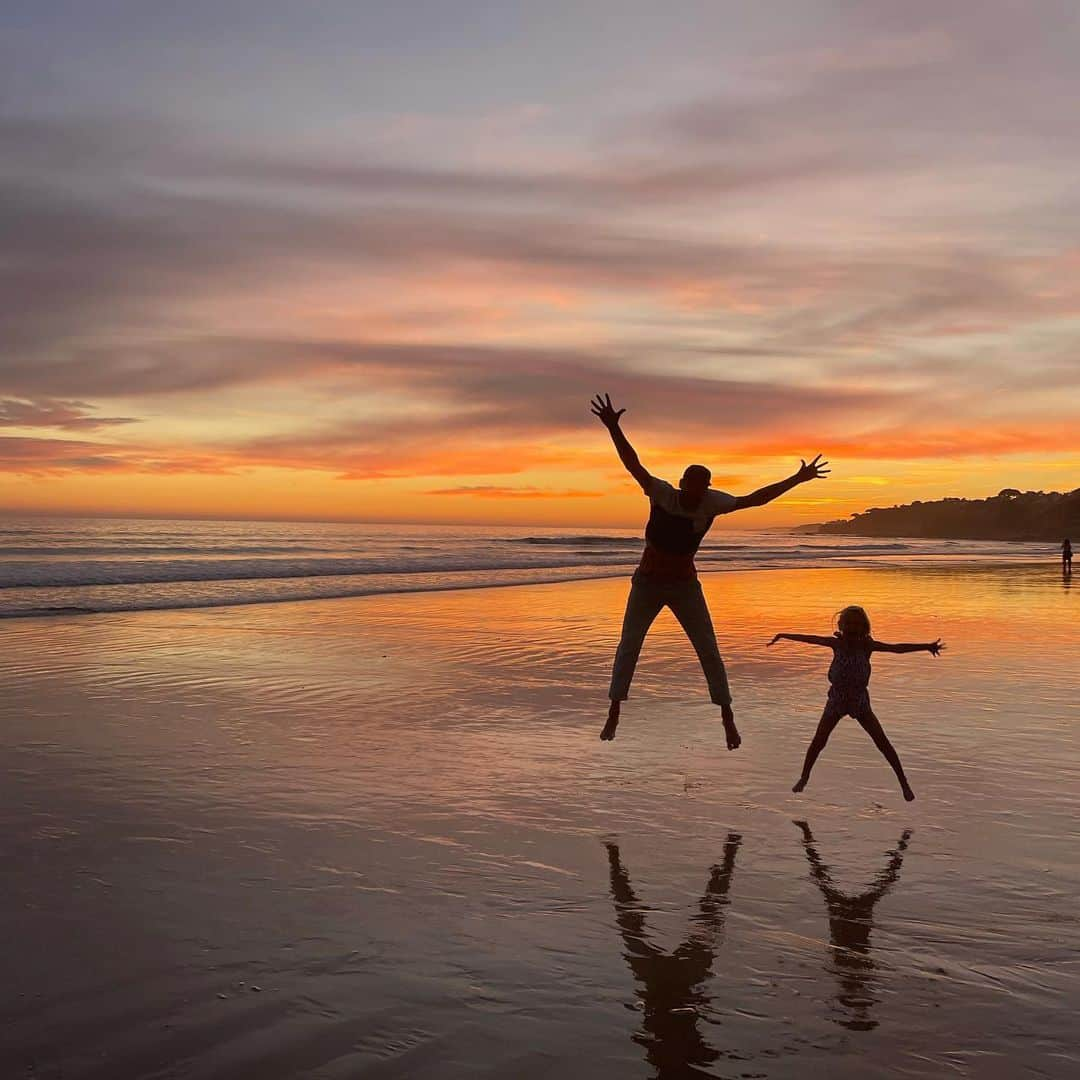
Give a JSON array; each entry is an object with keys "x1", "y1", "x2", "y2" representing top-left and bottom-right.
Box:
[{"x1": 608, "y1": 573, "x2": 732, "y2": 706}]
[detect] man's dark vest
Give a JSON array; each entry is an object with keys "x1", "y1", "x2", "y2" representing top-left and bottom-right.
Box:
[{"x1": 644, "y1": 501, "x2": 714, "y2": 556}]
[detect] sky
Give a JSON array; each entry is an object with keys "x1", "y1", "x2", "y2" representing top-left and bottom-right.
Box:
[{"x1": 2, "y1": 0, "x2": 1078, "y2": 527}]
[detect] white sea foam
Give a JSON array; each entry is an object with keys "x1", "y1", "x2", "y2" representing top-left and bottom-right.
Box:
[{"x1": 0, "y1": 516, "x2": 1053, "y2": 618}]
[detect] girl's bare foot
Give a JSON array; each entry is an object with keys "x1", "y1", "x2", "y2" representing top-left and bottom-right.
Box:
[
  {"x1": 792, "y1": 777, "x2": 807, "y2": 793},
  {"x1": 600, "y1": 700, "x2": 620, "y2": 741},
  {"x1": 720, "y1": 704, "x2": 741, "y2": 750},
  {"x1": 902, "y1": 785, "x2": 916, "y2": 802}
]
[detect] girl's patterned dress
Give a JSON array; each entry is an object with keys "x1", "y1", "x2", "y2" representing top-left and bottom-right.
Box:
[{"x1": 824, "y1": 636, "x2": 874, "y2": 719}]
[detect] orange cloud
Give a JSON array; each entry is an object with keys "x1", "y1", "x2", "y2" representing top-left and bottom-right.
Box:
[
  {"x1": 724, "y1": 425, "x2": 1080, "y2": 461},
  {"x1": 424, "y1": 485, "x2": 602, "y2": 498},
  {"x1": 0, "y1": 436, "x2": 237, "y2": 476}
]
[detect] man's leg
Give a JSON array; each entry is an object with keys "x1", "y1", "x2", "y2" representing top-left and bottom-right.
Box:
[
  {"x1": 604, "y1": 578, "x2": 665, "y2": 740},
  {"x1": 668, "y1": 581, "x2": 740, "y2": 749}
]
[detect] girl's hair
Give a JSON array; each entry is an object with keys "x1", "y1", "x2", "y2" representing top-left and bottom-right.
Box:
[{"x1": 835, "y1": 604, "x2": 872, "y2": 637}]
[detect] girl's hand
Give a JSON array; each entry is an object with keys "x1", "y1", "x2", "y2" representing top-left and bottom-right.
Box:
[
  {"x1": 767, "y1": 634, "x2": 782, "y2": 646},
  {"x1": 928, "y1": 639, "x2": 945, "y2": 656}
]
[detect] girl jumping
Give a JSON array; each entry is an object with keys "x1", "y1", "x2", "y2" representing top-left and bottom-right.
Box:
[{"x1": 768, "y1": 605, "x2": 944, "y2": 801}]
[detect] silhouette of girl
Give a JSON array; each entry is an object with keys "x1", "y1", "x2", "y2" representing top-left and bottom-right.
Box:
[{"x1": 769, "y1": 605, "x2": 944, "y2": 801}]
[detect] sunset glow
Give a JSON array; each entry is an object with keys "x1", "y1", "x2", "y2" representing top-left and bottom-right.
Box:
[{"x1": 3, "y1": 2, "x2": 1078, "y2": 526}]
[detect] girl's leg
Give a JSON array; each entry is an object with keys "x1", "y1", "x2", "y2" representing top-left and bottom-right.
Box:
[
  {"x1": 856, "y1": 708, "x2": 915, "y2": 801},
  {"x1": 794, "y1": 706, "x2": 842, "y2": 792}
]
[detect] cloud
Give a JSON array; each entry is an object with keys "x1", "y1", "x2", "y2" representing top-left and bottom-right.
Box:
[
  {"x1": 0, "y1": 436, "x2": 235, "y2": 476},
  {"x1": 424, "y1": 485, "x2": 602, "y2": 498},
  {"x1": 7, "y1": 326, "x2": 1076, "y2": 482},
  {"x1": 656, "y1": 7, "x2": 1080, "y2": 155},
  {"x1": 4, "y1": 109, "x2": 1077, "y2": 383},
  {"x1": 0, "y1": 112, "x2": 877, "y2": 211},
  {"x1": 0, "y1": 437, "x2": 133, "y2": 473},
  {"x1": 0, "y1": 398, "x2": 137, "y2": 430},
  {"x1": 727, "y1": 425, "x2": 1080, "y2": 462},
  {"x1": 200, "y1": 337, "x2": 906, "y2": 478}
]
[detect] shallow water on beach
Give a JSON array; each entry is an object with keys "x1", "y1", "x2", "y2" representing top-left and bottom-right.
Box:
[{"x1": 1, "y1": 564, "x2": 1077, "y2": 1078}]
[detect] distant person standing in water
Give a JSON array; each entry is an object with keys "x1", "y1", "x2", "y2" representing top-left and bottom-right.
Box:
[
  {"x1": 591, "y1": 393, "x2": 830, "y2": 745},
  {"x1": 1063, "y1": 538, "x2": 1073, "y2": 573},
  {"x1": 769, "y1": 605, "x2": 945, "y2": 801}
]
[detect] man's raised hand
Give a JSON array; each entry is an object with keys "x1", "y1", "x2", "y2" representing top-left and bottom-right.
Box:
[
  {"x1": 795, "y1": 454, "x2": 830, "y2": 483},
  {"x1": 590, "y1": 393, "x2": 626, "y2": 429}
]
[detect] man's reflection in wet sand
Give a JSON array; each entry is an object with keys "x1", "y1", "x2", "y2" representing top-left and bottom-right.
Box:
[
  {"x1": 794, "y1": 820, "x2": 911, "y2": 1031},
  {"x1": 604, "y1": 835, "x2": 740, "y2": 1079}
]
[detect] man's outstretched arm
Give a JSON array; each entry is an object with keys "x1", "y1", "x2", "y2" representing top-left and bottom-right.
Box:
[
  {"x1": 590, "y1": 393, "x2": 651, "y2": 491},
  {"x1": 731, "y1": 455, "x2": 830, "y2": 511}
]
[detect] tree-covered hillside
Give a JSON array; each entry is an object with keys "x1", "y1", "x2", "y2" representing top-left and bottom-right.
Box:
[{"x1": 798, "y1": 488, "x2": 1080, "y2": 541}]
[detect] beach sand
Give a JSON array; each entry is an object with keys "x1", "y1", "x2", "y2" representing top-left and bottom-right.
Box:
[{"x1": 1, "y1": 565, "x2": 1077, "y2": 1078}]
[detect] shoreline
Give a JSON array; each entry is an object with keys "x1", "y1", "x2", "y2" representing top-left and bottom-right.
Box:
[{"x1": 0, "y1": 553, "x2": 1056, "y2": 623}]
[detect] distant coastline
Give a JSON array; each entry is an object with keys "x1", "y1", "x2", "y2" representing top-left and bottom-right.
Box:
[{"x1": 797, "y1": 488, "x2": 1080, "y2": 542}]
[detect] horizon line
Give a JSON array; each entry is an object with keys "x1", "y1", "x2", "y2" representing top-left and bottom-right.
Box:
[{"x1": 1, "y1": 484, "x2": 1074, "y2": 530}]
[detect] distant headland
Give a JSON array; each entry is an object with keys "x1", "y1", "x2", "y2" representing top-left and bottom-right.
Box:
[{"x1": 796, "y1": 488, "x2": 1080, "y2": 542}]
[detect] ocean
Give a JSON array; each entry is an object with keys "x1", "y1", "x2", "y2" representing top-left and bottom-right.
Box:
[{"x1": 0, "y1": 516, "x2": 1057, "y2": 618}]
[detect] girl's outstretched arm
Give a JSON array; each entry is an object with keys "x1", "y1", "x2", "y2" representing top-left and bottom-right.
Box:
[
  {"x1": 872, "y1": 638, "x2": 945, "y2": 656},
  {"x1": 768, "y1": 633, "x2": 837, "y2": 648}
]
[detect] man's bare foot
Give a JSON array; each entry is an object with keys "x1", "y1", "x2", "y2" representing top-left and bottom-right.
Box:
[
  {"x1": 720, "y1": 704, "x2": 741, "y2": 750},
  {"x1": 600, "y1": 700, "x2": 620, "y2": 741},
  {"x1": 902, "y1": 785, "x2": 916, "y2": 802},
  {"x1": 792, "y1": 777, "x2": 807, "y2": 793}
]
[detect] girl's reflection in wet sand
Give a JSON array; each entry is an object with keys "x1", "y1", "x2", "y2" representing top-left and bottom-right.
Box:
[{"x1": 794, "y1": 820, "x2": 911, "y2": 1031}]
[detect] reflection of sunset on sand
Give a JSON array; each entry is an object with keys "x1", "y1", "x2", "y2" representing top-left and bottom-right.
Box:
[{"x1": 1, "y1": 564, "x2": 1077, "y2": 1076}]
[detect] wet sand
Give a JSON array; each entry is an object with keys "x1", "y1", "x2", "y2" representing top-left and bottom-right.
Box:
[{"x1": 1, "y1": 565, "x2": 1077, "y2": 1078}]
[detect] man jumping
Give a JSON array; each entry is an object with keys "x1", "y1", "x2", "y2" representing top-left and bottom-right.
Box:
[{"x1": 591, "y1": 392, "x2": 829, "y2": 746}]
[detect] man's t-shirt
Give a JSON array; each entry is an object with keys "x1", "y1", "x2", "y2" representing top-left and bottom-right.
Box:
[{"x1": 637, "y1": 476, "x2": 737, "y2": 580}]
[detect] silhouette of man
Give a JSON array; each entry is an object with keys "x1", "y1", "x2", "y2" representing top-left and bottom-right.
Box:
[
  {"x1": 591, "y1": 393, "x2": 829, "y2": 744},
  {"x1": 1063, "y1": 538, "x2": 1072, "y2": 573},
  {"x1": 605, "y1": 837, "x2": 741, "y2": 1078},
  {"x1": 794, "y1": 820, "x2": 911, "y2": 1031}
]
